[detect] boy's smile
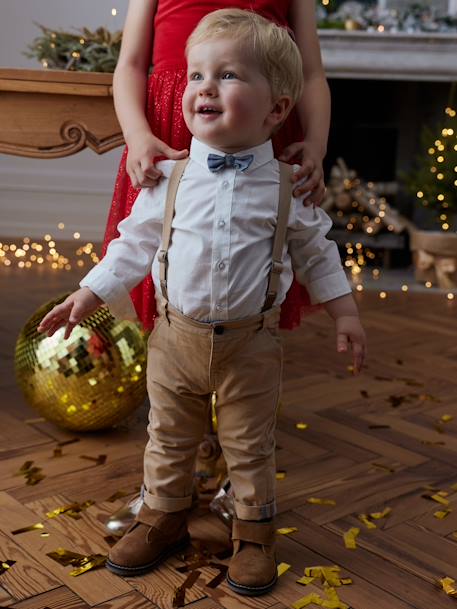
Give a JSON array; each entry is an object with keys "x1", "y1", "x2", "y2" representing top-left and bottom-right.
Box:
[{"x1": 183, "y1": 38, "x2": 286, "y2": 153}]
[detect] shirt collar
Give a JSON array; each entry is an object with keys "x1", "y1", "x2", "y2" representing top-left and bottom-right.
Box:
[{"x1": 189, "y1": 138, "x2": 274, "y2": 173}]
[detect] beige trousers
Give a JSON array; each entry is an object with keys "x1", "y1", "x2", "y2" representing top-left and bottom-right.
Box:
[{"x1": 143, "y1": 304, "x2": 283, "y2": 520}]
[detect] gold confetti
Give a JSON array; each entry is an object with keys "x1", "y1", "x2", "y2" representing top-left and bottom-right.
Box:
[
  {"x1": 296, "y1": 422, "x2": 308, "y2": 430},
  {"x1": 297, "y1": 575, "x2": 316, "y2": 585},
  {"x1": 307, "y1": 497, "x2": 336, "y2": 506},
  {"x1": 343, "y1": 527, "x2": 360, "y2": 550},
  {"x1": 46, "y1": 547, "x2": 106, "y2": 576},
  {"x1": 46, "y1": 500, "x2": 95, "y2": 520},
  {"x1": 370, "y1": 507, "x2": 392, "y2": 520},
  {"x1": 431, "y1": 494, "x2": 450, "y2": 506},
  {"x1": 434, "y1": 508, "x2": 449, "y2": 519},
  {"x1": 277, "y1": 527, "x2": 298, "y2": 535},
  {"x1": 11, "y1": 522, "x2": 45, "y2": 535},
  {"x1": 278, "y1": 562, "x2": 291, "y2": 576},
  {"x1": 292, "y1": 593, "x2": 323, "y2": 608},
  {"x1": 439, "y1": 576, "x2": 457, "y2": 597},
  {"x1": 441, "y1": 414, "x2": 454, "y2": 423},
  {"x1": 358, "y1": 514, "x2": 377, "y2": 529},
  {"x1": 0, "y1": 560, "x2": 16, "y2": 575},
  {"x1": 15, "y1": 461, "x2": 45, "y2": 485},
  {"x1": 70, "y1": 554, "x2": 106, "y2": 576},
  {"x1": 276, "y1": 471, "x2": 286, "y2": 480},
  {"x1": 304, "y1": 565, "x2": 345, "y2": 588}
]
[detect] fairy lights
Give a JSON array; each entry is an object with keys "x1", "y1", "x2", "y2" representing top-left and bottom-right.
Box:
[{"x1": 0, "y1": 232, "x2": 100, "y2": 271}]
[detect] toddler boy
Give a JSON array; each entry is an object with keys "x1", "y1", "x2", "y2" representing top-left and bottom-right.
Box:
[{"x1": 39, "y1": 9, "x2": 366, "y2": 596}]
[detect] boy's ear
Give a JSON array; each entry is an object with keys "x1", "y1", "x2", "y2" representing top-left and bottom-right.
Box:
[{"x1": 266, "y1": 95, "x2": 293, "y2": 129}]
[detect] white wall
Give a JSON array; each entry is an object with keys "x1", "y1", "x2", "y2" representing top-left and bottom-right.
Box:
[{"x1": 0, "y1": 1, "x2": 128, "y2": 241}]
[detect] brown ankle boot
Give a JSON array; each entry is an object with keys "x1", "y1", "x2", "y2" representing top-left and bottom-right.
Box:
[
  {"x1": 106, "y1": 504, "x2": 190, "y2": 576},
  {"x1": 227, "y1": 519, "x2": 277, "y2": 596}
]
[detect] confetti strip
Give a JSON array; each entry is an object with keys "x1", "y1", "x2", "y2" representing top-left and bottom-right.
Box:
[
  {"x1": 276, "y1": 471, "x2": 287, "y2": 480},
  {"x1": 46, "y1": 548, "x2": 106, "y2": 576},
  {"x1": 277, "y1": 527, "x2": 298, "y2": 535},
  {"x1": 439, "y1": 576, "x2": 457, "y2": 597},
  {"x1": 370, "y1": 507, "x2": 392, "y2": 520},
  {"x1": 434, "y1": 508, "x2": 450, "y2": 520},
  {"x1": 70, "y1": 554, "x2": 106, "y2": 576},
  {"x1": 15, "y1": 461, "x2": 45, "y2": 486},
  {"x1": 205, "y1": 565, "x2": 227, "y2": 589},
  {"x1": 79, "y1": 454, "x2": 107, "y2": 466},
  {"x1": 297, "y1": 575, "x2": 316, "y2": 585},
  {"x1": 296, "y1": 422, "x2": 309, "y2": 430},
  {"x1": 358, "y1": 514, "x2": 377, "y2": 530},
  {"x1": 292, "y1": 593, "x2": 323, "y2": 608},
  {"x1": 441, "y1": 414, "x2": 454, "y2": 423},
  {"x1": 304, "y1": 566, "x2": 345, "y2": 588},
  {"x1": 11, "y1": 523, "x2": 45, "y2": 535},
  {"x1": 172, "y1": 570, "x2": 201, "y2": 607},
  {"x1": 277, "y1": 562, "x2": 291, "y2": 576},
  {"x1": 46, "y1": 500, "x2": 95, "y2": 520},
  {"x1": 0, "y1": 560, "x2": 16, "y2": 575},
  {"x1": 430, "y1": 494, "x2": 450, "y2": 506},
  {"x1": 343, "y1": 527, "x2": 360, "y2": 550},
  {"x1": 307, "y1": 497, "x2": 336, "y2": 506}
]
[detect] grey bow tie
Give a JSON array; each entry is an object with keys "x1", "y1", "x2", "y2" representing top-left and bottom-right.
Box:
[{"x1": 207, "y1": 153, "x2": 254, "y2": 173}]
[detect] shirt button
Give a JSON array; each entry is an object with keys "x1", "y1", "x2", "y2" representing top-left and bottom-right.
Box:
[
  {"x1": 218, "y1": 261, "x2": 225, "y2": 271},
  {"x1": 222, "y1": 180, "x2": 229, "y2": 189},
  {"x1": 218, "y1": 219, "x2": 226, "y2": 229},
  {"x1": 216, "y1": 304, "x2": 223, "y2": 311}
]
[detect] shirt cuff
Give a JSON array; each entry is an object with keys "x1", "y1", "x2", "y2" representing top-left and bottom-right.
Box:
[
  {"x1": 80, "y1": 264, "x2": 138, "y2": 321},
  {"x1": 306, "y1": 270, "x2": 352, "y2": 305}
]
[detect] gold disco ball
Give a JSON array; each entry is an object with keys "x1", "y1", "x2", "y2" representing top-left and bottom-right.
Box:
[{"x1": 15, "y1": 294, "x2": 148, "y2": 431}]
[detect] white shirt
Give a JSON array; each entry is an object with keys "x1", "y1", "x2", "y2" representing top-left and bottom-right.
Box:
[{"x1": 81, "y1": 138, "x2": 351, "y2": 322}]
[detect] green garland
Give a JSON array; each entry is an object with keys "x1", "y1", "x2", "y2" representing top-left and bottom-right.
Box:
[{"x1": 24, "y1": 24, "x2": 122, "y2": 73}]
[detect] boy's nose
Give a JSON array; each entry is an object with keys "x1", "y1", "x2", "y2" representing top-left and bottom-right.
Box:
[{"x1": 198, "y1": 80, "x2": 217, "y2": 97}]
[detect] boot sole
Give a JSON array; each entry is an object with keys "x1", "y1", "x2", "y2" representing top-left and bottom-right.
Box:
[
  {"x1": 106, "y1": 534, "x2": 191, "y2": 577},
  {"x1": 226, "y1": 572, "x2": 278, "y2": 596}
]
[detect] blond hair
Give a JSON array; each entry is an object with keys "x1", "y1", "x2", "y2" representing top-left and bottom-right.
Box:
[{"x1": 186, "y1": 8, "x2": 303, "y2": 106}]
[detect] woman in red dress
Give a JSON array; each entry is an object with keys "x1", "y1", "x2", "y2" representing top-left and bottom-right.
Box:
[{"x1": 105, "y1": 0, "x2": 330, "y2": 331}]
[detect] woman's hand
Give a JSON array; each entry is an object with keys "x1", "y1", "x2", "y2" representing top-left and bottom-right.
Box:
[
  {"x1": 279, "y1": 140, "x2": 326, "y2": 206},
  {"x1": 37, "y1": 288, "x2": 104, "y2": 340},
  {"x1": 126, "y1": 131, "x2": 188, "y2": 189}
]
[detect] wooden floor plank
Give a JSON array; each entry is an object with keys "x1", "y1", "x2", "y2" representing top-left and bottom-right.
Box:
[{"x1": 0, "y1": 492, "x2": 133, "y2": 606}]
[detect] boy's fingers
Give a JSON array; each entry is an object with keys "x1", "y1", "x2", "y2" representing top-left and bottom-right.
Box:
[{"x1": 337, "y1": 333, "x2": 348, "y2": 353}]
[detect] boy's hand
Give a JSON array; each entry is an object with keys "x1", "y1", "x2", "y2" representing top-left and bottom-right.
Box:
[
  {"x1": 126, "y1": 131, "x2": 188, "y2": 189},
  {"x1": 37, "y1": 288, "x2": 103, "y2": 340},
  {"x1": 335, "y1": 315, "x2": 367, "y2": 375},
  {"x1": 279, "y1": 140, "x2": 326, "y2": 206}
]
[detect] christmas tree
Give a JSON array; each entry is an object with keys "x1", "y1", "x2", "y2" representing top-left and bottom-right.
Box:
[{"x1": 404, "y1": 91, "x2": 457, "y2": 231}]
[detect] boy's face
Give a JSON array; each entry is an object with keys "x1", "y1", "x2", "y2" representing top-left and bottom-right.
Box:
[{"x1": 183, "y1": 37, "x2": 285, "y2": 152}]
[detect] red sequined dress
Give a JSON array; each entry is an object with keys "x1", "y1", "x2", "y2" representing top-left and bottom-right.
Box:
[{"x1": 103, "y1": 0, "x2": 319, "y2": 330}]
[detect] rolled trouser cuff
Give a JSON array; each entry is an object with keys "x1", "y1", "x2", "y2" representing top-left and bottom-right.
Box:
[
  {"x1": 143, "y1": 489, "x2": 193, "y2": 512},
  {"x1": 234, "y1": 498, "x2": 276, "y2": 520}
]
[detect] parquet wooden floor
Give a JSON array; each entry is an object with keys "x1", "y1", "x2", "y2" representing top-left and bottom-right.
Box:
[{"x1": 1, "y1": 260, "x2": 457, "y2": 609}]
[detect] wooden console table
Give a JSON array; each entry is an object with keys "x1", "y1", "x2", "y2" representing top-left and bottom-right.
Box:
[{"x1": 0, "y1": 68, "x2": 123, "y2": 159}]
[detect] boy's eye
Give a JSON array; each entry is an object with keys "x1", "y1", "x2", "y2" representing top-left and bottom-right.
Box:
[
  {"x1": 222, "y1": 71, "x2": 237, "y2": 80},
  {"x1": 189, "y1": 72, "x2": 203, "y2": 81}
]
